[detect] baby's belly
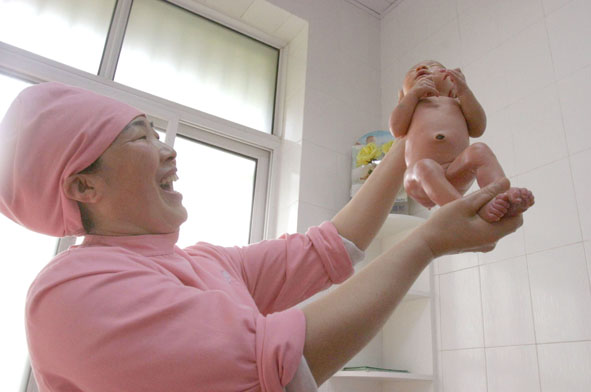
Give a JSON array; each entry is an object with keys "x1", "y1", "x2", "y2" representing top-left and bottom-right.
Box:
[{"x1": 405, "y1": 127, "x2": 470, "y2": 166}]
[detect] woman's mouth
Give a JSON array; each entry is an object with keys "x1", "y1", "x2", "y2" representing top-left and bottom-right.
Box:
[{"x1": 159, "y1": 173, "x2": 179, "y2": 191}]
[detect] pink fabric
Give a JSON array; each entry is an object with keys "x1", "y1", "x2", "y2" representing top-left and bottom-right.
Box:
[
  {"x1": 0, "y1": 82, "x2": 142, "y2": 236},
  {"x1": 26, "y1": 221, "x2": 354, "y2": 392}
]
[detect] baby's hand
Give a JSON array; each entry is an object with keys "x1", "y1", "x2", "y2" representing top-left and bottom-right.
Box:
[
  {"x1": 441, "y1": 68, "x2": 469, "y2": 98},
  {"x1": 409, "y1": 75, "x2": 439, "y2": 100}
]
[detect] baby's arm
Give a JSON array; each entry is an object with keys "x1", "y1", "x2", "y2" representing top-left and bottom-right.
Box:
[
  {"x1": 389, "y1": 76, "x2": 439, "y2": 138},
  {"x1": 444, "y1": 68, "x2": 487, "y2": 138}
]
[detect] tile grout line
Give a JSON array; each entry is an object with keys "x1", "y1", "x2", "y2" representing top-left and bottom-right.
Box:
[
  {"x1": 436, "y1": 274, "x2": 444, "y2": 392},
  {"x1": 582, "y1": 244, "x2": 591, "y2": 329},
  {"x1": 541, "y1": 0, "x2": 590, "y2": 315},
  {"x1": 543, "y1": 11, "x2": 590, "y2": 316},
  {"x1": 439, "y1": 338, "x2": 591, "y2": 352},
  {"x1": 477, "y1": 263, "x2": 490, "y2": 392},
  {"x1": 460, "y1": 6, "x2": 545, "y2": 70},
  {"x1": 524, "y1": 251, "x2": 544, "y2": 392},
  {"x1": 436, "y1": 239, "x2": 589, "y2": 276},
  {"x1": 542, "y1": 0, "x2": 576, "y2": 16}
]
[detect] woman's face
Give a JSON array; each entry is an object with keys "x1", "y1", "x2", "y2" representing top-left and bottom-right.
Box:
[{"x1": 91, "y1": 116, "x2": 187, "y2": 235}]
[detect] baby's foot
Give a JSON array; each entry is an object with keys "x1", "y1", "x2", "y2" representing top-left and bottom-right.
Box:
[
  {"x1": 504, "y1": 187, "x2": 535, "y2": 217},
  {"x1": 478, "y1": 192, "x2": 511, "y2": 222},
  {"x1": 478, "y1": 187, "x2": 534, "y2": 222}
]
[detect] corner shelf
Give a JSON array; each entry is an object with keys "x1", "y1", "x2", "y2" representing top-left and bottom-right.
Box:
[
  {"x1": 404, "y1": 289, "x2": 431, "y2": 302},
  {"x1": 376, "y1": 214, "x2": 425, "y2": 240},
  {"x1": 333, "y1": 370, "x2": 433, "y2": 382}
]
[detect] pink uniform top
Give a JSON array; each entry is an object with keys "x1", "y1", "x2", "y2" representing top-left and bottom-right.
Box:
[{"x1": 26, "y1": 221, "x2": 354, "y2": 392}]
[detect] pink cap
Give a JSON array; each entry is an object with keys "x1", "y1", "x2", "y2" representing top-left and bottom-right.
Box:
[{"x1": 0, "y1": 82, "x2": 143, "y2": 237}]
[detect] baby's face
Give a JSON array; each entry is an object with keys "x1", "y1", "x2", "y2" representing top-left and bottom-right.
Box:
[{"x1": 402, "y1": 61, "x2": 447, "y2": 95}]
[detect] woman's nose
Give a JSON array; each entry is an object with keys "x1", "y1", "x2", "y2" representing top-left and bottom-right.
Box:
[{"x1": 159, "y1": 140, "x2": 177, "y2": 162}]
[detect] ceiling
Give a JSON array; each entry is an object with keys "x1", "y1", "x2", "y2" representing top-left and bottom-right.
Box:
[{"x1": 344, "y1": 0, "x2": 402, "y2": 18}]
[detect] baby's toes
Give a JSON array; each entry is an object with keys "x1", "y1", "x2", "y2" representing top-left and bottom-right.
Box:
[
  {"x1": 507, "y1": 188, "x2": 524, "y2": 204},
  {"x1": 479, "y1": 195, "x2": 510, "y2": 222},
  {"x1": 525, "y1": 190, "x2": 535, "y2": 206},
  {"x1": 517, "y1": 188, "x2": 535, "y2": 209},
  {"x1": 491, "y1": 197, "x2": 510, "y2": 215},
  {"x1": 498, "y1": 192, "x2": 511, "y2": 204}
]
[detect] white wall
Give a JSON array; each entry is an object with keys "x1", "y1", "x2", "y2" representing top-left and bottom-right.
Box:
[
  {"x1": 269, "y1": 0, "x2": 382, "y2": 234},
  {"x1": 380, "y1": 0, "x2": 591, "y2": 391}
]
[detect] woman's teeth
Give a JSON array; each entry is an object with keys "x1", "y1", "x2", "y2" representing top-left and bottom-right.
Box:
[{"x1": 160, "y1": 174, "x2": 179, "y2": 190}]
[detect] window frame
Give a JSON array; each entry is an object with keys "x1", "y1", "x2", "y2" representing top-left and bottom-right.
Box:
[
  {"x1": 101, "y1": 0, "x2": 287, "y2": 137},
  {"x1": 0, "y1": 0, "x2": 285, "y2": 244}
]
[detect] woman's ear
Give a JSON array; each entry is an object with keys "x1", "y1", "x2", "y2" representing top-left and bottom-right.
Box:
[
  {"x1": 63, "y1": 174, "x2": 100, "y2": 204},
  {"x1": 398, "y1": 89, "x2": 404, "y2": 103}
]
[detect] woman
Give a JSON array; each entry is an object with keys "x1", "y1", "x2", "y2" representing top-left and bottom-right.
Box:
[{"x1": 0, "y1": 82, "x2": 522, "y2": 391}]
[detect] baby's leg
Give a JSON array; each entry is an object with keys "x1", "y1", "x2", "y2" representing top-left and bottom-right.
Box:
[
  {"x1": 446, "y1": 143, "x2": 505, "y2": 191},
  {"x1": 404, "y1": 159, "x2": 462, "y2": 208},
  {"x1": 446, "y1": 143, "x2": 534, "y2": 221}
]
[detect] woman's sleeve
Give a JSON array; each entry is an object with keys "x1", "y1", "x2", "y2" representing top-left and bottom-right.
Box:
[
  {"x1": 26, "y1": 258, "x2": 306, "y2": 392},
  {"x1": 226, "y1": 221, "x2": 355, "y2": 314}
]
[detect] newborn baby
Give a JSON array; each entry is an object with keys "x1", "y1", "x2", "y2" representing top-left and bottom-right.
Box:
[{"x1": 390, "y1": 60, "x2": 534, "y2": 222}]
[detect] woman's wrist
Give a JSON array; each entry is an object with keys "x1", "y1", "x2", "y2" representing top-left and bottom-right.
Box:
[{"x1": 406, "y1": 226, "x2": 438, "y2": 260}]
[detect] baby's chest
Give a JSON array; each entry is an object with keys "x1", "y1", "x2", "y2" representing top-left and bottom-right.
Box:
[{"x1": 412, "y1": 98, "x2": 465, "y2": 127}]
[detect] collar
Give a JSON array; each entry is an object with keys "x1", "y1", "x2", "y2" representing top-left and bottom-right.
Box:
[{"x1": 80, "y1": 231, "x2": 179, "y2": 257}]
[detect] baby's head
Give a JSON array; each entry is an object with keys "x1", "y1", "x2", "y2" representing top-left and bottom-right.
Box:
[{"x1": 399, "y1": 60, "x2": 449, "y2": 102}]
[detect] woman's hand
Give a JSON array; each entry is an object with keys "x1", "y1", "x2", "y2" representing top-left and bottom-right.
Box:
[{"x1": 414, "y1": 177, "x2": 523, "y2": 257}]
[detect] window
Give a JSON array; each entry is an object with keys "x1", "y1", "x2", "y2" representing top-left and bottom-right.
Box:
[
  {"x1": 0, "y1": 0, "x2": 117, "y2": 74},
  {"x1": 116, "y1": 0, "x2": 279, "y2": 134},
  {"x1": 0, "y1": 73, "x2": 59, "y2": 392},
  {"x1": 173, "y1": 135, "x2": 256, "y2": 248},
  {"x1": 0, "y1": 73, "x2": 31, "y2": 118},
  {"x1": 152, "y1": 126, "x2": 258, "y2": 248}
]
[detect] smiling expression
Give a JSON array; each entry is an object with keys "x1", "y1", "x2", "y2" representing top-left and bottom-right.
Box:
[{"x1": 89, "y1": 116, "x2": 188, "y2": 235}]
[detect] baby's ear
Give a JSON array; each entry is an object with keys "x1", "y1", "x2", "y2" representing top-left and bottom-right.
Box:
[{"x1": 397, "y1": 89, "x2": 404, "y2": 103}]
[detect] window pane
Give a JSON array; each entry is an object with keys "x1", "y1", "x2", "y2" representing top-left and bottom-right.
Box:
[
  {"x1": 0, "y1": 74, "x2": 31, "y2": 118},
  {"x1": 0, "y1": 0, "x2": 116, "y2": 74},
  {"x1": 173, "y1": 135, "x2": 256, "y2": 248},
  {"x1": 0, "y1": 73, "x2": 58, "y2": 392},
  {"x1": 116, "y1": 0, "x2": 279, "y2": 134}
]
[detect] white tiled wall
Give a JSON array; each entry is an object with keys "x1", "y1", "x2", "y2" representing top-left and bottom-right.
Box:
[
  {"x1": 380, "y1": 0, "x2": 591, "y2": 390},
  {"x1": 485, "y1": 345, "x2": 540, "y2": 392},
  {"x1": 528, "y1": 243, "x2": 591, "y2": 343},
  {"x1": 441, "y1": 348, "x2": 487, "y2": 392},
  {"x1": 269, "y1": 0, "x2": 382, "y2": 234},
  {"x1": 439, "y1": 267, "x2": 484, "y2": 350},
  {"x1": 480, "y1": 257, "x2": 536, "y2": 347},
  {"x1": 537, "y1": 341, "x2": 591, "y2": 392}
]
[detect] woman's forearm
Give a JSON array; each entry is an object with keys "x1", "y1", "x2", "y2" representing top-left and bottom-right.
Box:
[
  {"x1": 305, "y1": 177, "x2": 523, "y2": 386},
  {"x1": 331, "y1": 138, "x2": 406, "y2": 250},
  {"x1": 302, "y1": 230, "x2": 433, "y2": 385}
]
